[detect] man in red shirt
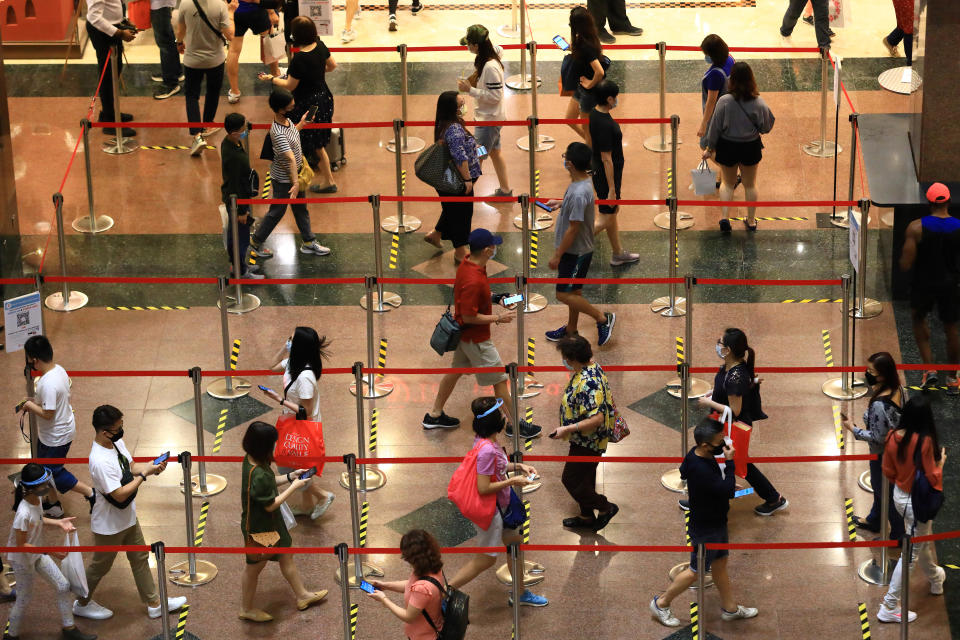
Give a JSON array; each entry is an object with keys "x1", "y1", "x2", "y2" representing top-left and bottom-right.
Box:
[{"x1": 422, "y1": 229, "x2": 542, "y2": 439}]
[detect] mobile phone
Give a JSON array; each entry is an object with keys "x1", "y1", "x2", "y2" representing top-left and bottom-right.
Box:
[
  {"x1": 534, "y1": 200, "x2": 553, "y2": 212},
  {"x1": 476, "y1": 145, "x2": 488, "y2": 157},
  {"x1": 503, "y1": 293, "x2": 524, "y2": 306},
  {"x1": 258, "y1": 384, "x2": 275, "y2": 394},
  {"x1": 527, "y1": 472, "x2": 537, "y2": 482},
  {"x1": 306, "y1": 105, "x2": 319, "y2": 121},
  {"x1": 359, "y1": 580, "x2": 376, "y2": 594},
  {"x1": 153, "y1": 451, "x2": 170, "y2": 465},
  {"x1": 299, "y1": 466, "x2": 318, "y2": 480},
  {"x1": 734, "y1": 488, "x2": 754, "y2": 498},
  {"x1": 553, "y1": 35, "x2": 570, "y2": 51},
  {"x1": 14, "y1": 399, "x2": 27, "y2": 413}
]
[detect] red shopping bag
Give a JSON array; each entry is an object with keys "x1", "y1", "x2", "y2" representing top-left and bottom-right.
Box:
[
  {"x1": 126, "y1": 1, "x2": 152, "y2": 31},
  {"x1": 710, "y1": 410, "x2": 752, "y2": 479},
  {"x1": 274, "y1": 411, "x2": 325, "y2": 474},
  {"x1": 448, "y1": 440, "x2": 497, "y2": 530}
]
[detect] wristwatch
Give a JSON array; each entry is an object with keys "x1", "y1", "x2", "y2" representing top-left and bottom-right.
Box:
[{"x1": 138, "y1": 473, "x2": 147, "y2": 482}]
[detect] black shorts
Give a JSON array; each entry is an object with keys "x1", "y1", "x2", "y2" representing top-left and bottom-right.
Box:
[
  {"x1": 573, "y1": 86, "x2": 598, "y2": 113},
  {"x1": 911, "y1": 284, "x2": 960, "y2": 324},
  {"x1": 235, "y1": 8, "x2": 271, "y2": 36},
  {"x1": 557, "y1": 252, "x2": 593, "y2": 293},
  {"x1": 689, "y1": 527, "x2": 729, "y2": 573},
  {"x1": 714, "y1": 136, "x2": 763, "y2": 167}
]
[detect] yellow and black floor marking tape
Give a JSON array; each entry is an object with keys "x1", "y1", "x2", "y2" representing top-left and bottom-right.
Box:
[
  {"x1": 139, "y1": 145, "x2": 215, "y2": 151},
  {"x1": 666, "y1": 168, "x2": 675, "y2": 198},
  {"x1": 525, "y1": 338, "x2": 543, "y2": 388},
  {"x1": 845, "y1": 498, "x2": 856, "y2": 541},
  {"x1": 906, "y1": 385, "x2": 949, "y2": 392},
  {"x1": 524, "y1": 406, "x2": 534, "y2": 451},
  {"x1": 731, "y1": 216, "x2": 807, "y2": 222},
  {"x1": 261, "y1": 171, "x2": 272, "y2": 199},
  {"x1": 230, "y1": 338, "x2": 241, "y2": 370},
  {"x1": 530, "y1": 230, "x2": 539, "y2": 268},
  {"x1": 350, "y1": 603, "x2": 359, "y2": 640},
  {"x1": 857, "y1": 602, "x2": 870, "y2": 640},
  {"x1": 534, "y1": 169, "x2": 540, "y2": 196},
  {"x1": 175, "y1": 604, "x2": 189, "y2": 640},
  {"x1": 676, "y1": 337, "x2": 684, "y2": 365},
  {"x1": 369, "y1": 408, "x2": 378, "y2": 453},
  {"x1": 690, "y1": 602, "x2": 699, "y2": 640},
  {"x1": 213, "y1": 408, "x2": 227, "y2": 453},
  {"x1": 377, "y1": 338, "x2": 388, "y2": 378},
  {"x1": 945, "y1": 564, "x2": 960, "y2": 570},
  {"x1": 401, "y1": 169, "x2": 406, "y2": 195},
  {"x1": 832, "y1": 405, "x2": 844, "y2": 450},
  {"x1": 194, "y1": 502, "x2": 209, "y2": 546},
  {"x1": 782, "y1": 298, "x2": 843, "y2": 304},
  {"x1": 389, "y1": 233, "x2": 399, "y2": 270},
  {"x1": 359, "y1": 501, "x2": 369, "y2": 547},
  {"x1": 521, "y1": 500, "x2": 531, "y2": 543},
  {"x1": 684, "y1": 511, "x2": 691, "y2": 545},
  {"x1": 822, "y1": 330, "x2": 833, "y2": 367},
  {"x1": 106, "y1": 305, "x2": 189, "y2": 311}
]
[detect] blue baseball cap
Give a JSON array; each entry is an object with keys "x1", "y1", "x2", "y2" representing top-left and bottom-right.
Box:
[{"x1": 468, "y1": 228, "x2": 503, "y2": 250}]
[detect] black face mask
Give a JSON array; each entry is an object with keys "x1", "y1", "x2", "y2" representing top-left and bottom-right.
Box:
[
  {"x1": 711, "y1": 443, "x2": 726, "y2": 455},
  {"x1": 864, "y1": 371, "x2": 878, "y2": 387},
  {"x1": 109, "y1": 428, "x2": 124, "y2": 443}
]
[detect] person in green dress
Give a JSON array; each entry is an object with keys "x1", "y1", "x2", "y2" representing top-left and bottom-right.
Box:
[{"x1": 239, "y1": 421, "x2": 328, "y2": 623}]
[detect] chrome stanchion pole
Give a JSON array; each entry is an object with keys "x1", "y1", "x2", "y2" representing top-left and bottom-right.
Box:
[
  {"x1": 666, "y1": 276, "x2": 710, "y2": 398},
  {"x1": 335, "y1": 543, "x2": 352, "y2": 640},
  {"x1": 149, "y1": 542, "x2": 172, "y2": 640},
  {"x1": 859, "y1": 473, "x2": 893, "y2": 584},
  {"x1": 660, "y1": 362, "x2": 689, "y2": 492},
  {"x1": 851, "y1": 199, "x2": 881, "y2": 318},
  {"x1": 505, "y1": 0, "x2": 538, "y2": 90},
  {"x1": 498, "y1": 0, "x2": 520, "y2": 38},
  {"x1": 336, "y1": 454, "x2": 383, "y2": 586},
  {"x1": 351, "y1": 278, "x2": 395, "y2": 399},
  {"x1": 643, "y1": 42, "x2": 674, "y2": 152},
  {"x1": 654, "y1": 115, "x2": 693, "y2": 231},
  {"x1": 73, "y1": 119, "x2": 114, "y2": 233},
  {"x1": 386, "y1": 45, "x2": 424, "y2": 154},
  {"x1": 831, "y1": 112, "x2": 859, "y2": 228},
  {"x1": 23, "y1": 360, "x2": 38, "y2": 459},
  {"x1": 901, "y1": 534, "x2": 911, "y2": 640},
  {"x1": 509, "y1": 542, "x2": 522, "y2": 640},
  {"x1": 514, "y1": 274, "x2": 539, "y2": 401},
  {"x1": 382, "y1": 120, "x2": 421, "y2": 233},
  {"x1": 102, "y1": 44, "x2": 136, "y2": 155},
  {"x1": 822, "y1": 274, "x2": 867, "y2": 399},
  {"x1": 802, "y1": 48, "x2": 839, "y2": 158},
  {"x1": 517, "y1": 42, "x2": 553, "y2": 152},
  {"x1": 516, "y1": 194, "x2": 548, "y2": 311},
  {"x1": 360, "y1": 197, "x2": 402, "y2": 311},
  {"x1": 185, "y1": 367, "x2": 227, "y2": 497},
  {"x1": 44, "y1": 193, "x2": 88, "y2": 312},
  {"x1": 513, "y1": 120, "x2": 553, "y2": 232},
  {"x1": 696, "y1": 544, "x2": 706, "y2": 637},
  {"x1": 208, "y1": 276, "x2": 252, "y2": 399},
  {"x1": 343, "y1": 361, "x2": 386, "y2": 490},
  {"x1": 650, "y1": 196, "x2": 685, "y2": 316},
  {"x1": 169, "y1": 451, "x2": 217, "y2": 586},
  {"x1": 222, "y1": 195, "x2": 260, "y2": 314}
]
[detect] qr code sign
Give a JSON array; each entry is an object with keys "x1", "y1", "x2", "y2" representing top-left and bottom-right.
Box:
[{"x1": 16, "y1": 311, "x2": 29, "y2": 327}]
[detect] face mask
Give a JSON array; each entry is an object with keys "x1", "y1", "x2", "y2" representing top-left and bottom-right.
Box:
[
  {"x1": 490, "y1": 246, "x2": 497, "y2": 260},
  {"x1": 705, "y1": 55, "x2": 713, "y2": 63},
  {"x1": 459, "y1": 103, "x2": 467, "y2": 117},
  {"x1": 562, "y1": 359, "x2": 574, "y2": 371},
  {"x1": 109, "y1": 428, "x2": 124, "y2": 443},
  {"x1": 611, "y1": 98, "x2": 618, "y2": 109},
  {"x1": 286, "y1": 338, "x2": 292, "y2": 352},
  {"x1": 562, "y1": 159, "x2": 568, "y2": 172},
  {"x1": 239, "y1": 130, "x2": 249, "y2": 140},
  {"x1": 864, "y1": 370, "x2": 878, "y2": 386},
  {"x1": 715, "y1": 343, "x2": 726, "y2": 359},
  {"x1": 712, "y1": 443, "x2": 726, "y2": 455}
]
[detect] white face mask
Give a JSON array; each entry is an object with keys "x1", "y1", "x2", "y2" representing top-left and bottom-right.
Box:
[
  {"x1": 715, "y1": 343, "x2": 726, "y2": 359},
  {"x1": 490, "y1": 246, "x2": 497, "y2": 260}
]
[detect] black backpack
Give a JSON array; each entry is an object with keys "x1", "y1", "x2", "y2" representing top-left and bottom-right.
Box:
[{"x1": 418, "y1": 575, "x2": 469, "y2": 640}]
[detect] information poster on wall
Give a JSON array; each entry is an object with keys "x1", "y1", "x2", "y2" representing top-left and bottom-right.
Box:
[
  {"x1": 4, "y1": 292, "x2": 43, "y2": 353},
  {"x1": 299, "y1": 0, "x2": 332, "y2": 36}
]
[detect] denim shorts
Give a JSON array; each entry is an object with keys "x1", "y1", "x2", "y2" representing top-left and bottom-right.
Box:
[
  {"x1": 475, "y1": 125, "x2": 501, "y2": 152},
  {"x1": 574, "y1": 86, "x2": 598, "y2": 113},
  {"x1": 689, "y1": 526, "x2": 729, "y2": 573},
  {"x1": 36, "y1": 441, "x2": 79, "y2": 494}
]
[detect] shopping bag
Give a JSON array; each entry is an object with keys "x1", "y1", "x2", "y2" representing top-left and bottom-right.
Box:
[
  {"x1": 280, "y1": 502, "x2": 298, "y2": 531},
  {"x1": 711, "y1": 408, "x2": 751, "y2": 479},
  {"x1": 448, "y1": 440, "x2": 497, "y2": 530},
  {"x1": 829, "y1": 0, "x2": 848, "y2": 29},
  {"x1": 261, "y1": 25, "x2": 287, "y2": 65},
  {"x1": 60, "y1": 531, "x2": 89, "y2": 598},
  {"x1": 690, "y1": 161, "x2": 717, "y2": 196},
  {"x1": 126, "y1": 0, "x2": 152, "y2": 31},
  {"x1": 274, "y1": 412, "x2": 325, "y2": 474}
]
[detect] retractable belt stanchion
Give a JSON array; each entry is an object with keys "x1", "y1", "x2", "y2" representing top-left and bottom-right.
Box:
[
  {"x1": 643, "y1": 42, "x2": 676, "y2": 153},
  {"x1": 509, "y1": 543, "x2": 523, "y2": 640},
  {"x1": 666, "y1": 276, "x2": 710, "y2": 398},
  {"x1": 900, "y1": 534, "x2": 911, "y2": 639},
  {"x1": 696, "y1": 544, "x2": 707, "y2": 636},
  {"x1": 654, "y1": 115, "x2": 693, "y2": 230},
  {"x1": 802, "y1": 48, "x2": 840, "y2": 158},
  {"x1": 498, "y1": 0, "x2": 520, "y2": 38},
  {"x1": 650, "y1": 196, "x2": 684, "y2": 316},
  {"x1": 382, "y1": 119, "x2": 421, "y2": 233},
  {"x1": 514, "y1": 123, "x2": 553, "y2": 232},
  {"x1": 514, "y1": 273, "x2": 539, "y2": 402},
  {"x1": 352, "y1": 280, "x2": 396, "y2": 399},
  {"x1": 386, "y1": 45, "x2": 424, "y2": 154},
  {"x1": 148, "y1": 543, "x2": 172, "y2": 640},
  {"x1": 515, "y1": 194, "x2": 548, "y2": 311},
  {"x1": 102, "y1": 44, "x2": 136, "y2": 155},
  {"x1": 44, "y1": 192, "x2": 89, "y2": 312},
  {"x1": 221, "y1": 195, "x2": 260, "y2": 314},
  {"x1": 335, "y1": 453, "x2": 384, "y2": 586},
  {"x1": 822, "y1": 274, "x2": 866, "y2": 399},
  {"x1": 858, "y1": 473, "x2": 894, "y2": 585},
  {"x1": 516, "y1": 42, "x2": 554, "y2": 152},
  {"x1": 359, "y1": 197, "x2": 402, "y2": 311},
  {"x1": 23, "y1": 360, "x2": 38, "y2": 458},
  {"x1": 169, "y1": 451, "x2": 217, "y2": 586},
  {"x1": 343, "y1": 361, "x2": 386, "y2": 490},
  {"x1": 851, "y1": 199, "x2": 881, "y2": 318},
  {"x1": 208, "y1": 276, "x2": 252, "y2": 399},
  {"x1": 73, "y1": 118, "x2": 114, "y2": 233},
  {"x1": 505, "y1": 0, "x2": 539, "y2": 91},
  {"x1": 661, "y1": 362, "x2": 689, "y2": 492},
  {"x1": 335, "y1": 543, "x2": 352, "y2": 640},
  {"x1": 831, "y1": 112, "x2": 859, "y2": 228},
  {"x1": 185, "y1": 367, "x2": 228, "y2": 496}
]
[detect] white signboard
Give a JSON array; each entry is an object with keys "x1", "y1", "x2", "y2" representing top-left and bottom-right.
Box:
[
  {"x1": 848, "y1": 209, "x2": 860, "y2": 273},
  {"x1": 299, "y1": 0, "x2": 332, "y2": 36},
  {"x1": 4, "y1": 292, "x2": 43, "y2": 353}
]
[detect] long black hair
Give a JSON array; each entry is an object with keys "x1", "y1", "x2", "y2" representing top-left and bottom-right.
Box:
[
  {"x1": 434, "y1": 91, "x2": 463, "y2": 142},
  {"x1": 569, "y1": 7, "x2": 602, "y2": 61},
  {"x1": 867, "y1": 351, "x2": 901, "y2": 405},
  {"x1": 896, "y1": 396, "x2": 941, "y2": 464},
  {"x1": 721, "y1": 328, "x2": 755, "y2": 373},
  {"x1": 13, "y1": 463, "x2": 48, "y2": 511},
  {"x1": 288, "y1": 327, "x2": 331, "y2": 387},
  {"x1": 473, "y1": 37, "x2": 503, "y2": 73}
]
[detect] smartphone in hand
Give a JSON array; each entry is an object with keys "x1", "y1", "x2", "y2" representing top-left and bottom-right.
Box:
[
  {"x1": 359, "y1": 580, "x2": 376, "y2": 594},
  {"x1": 299, "y1": 466, "x2": 318, "y2": 480},
  {"x1": 502, "y1": 293, "x2": 524, "y2": 306},
  {"x1": 258, "y1": 384, "x2": 275, "y2": 394},
  {"x1": 306, "y1": 105, "x2": 319, "y2": 121},
  {"x1": 153, "y1": 451, "x2": 170, "y2": 465},
  {"x1": 553, "y1": 35, "x2": 570, "y2": 51},
  {"x1": 534, "y1": 200, "x2": 553, "y2": 213}
]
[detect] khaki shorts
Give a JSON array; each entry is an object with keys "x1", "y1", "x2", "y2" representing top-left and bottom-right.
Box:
[{"x1": 452, "y1": 339, "x2": 507, "y2": 387}]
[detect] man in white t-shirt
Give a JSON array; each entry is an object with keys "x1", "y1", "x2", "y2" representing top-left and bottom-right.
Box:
[
  {"x1": 19, "y1": 336, "x2": 95, "y2": 518},
  {"x1": 72, "y1": 405, "x2": 187, "y2": 621}
]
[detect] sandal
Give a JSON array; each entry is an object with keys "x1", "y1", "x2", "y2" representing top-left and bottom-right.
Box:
[
  {"x1": 743, "y1": 219, "x2": 758, "y2": 231},
  {"x1": 423, "y1": 234, "x2": 442, "y2": 249}
]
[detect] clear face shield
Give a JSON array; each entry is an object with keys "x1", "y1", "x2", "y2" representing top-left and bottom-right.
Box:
[{"x1": 18, "y1": 467, "x2": 55, "y2": 499}]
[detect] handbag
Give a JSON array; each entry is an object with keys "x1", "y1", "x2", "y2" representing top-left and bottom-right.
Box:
[
  {"x1": 415, "y1": 141, "x2": 466, "y2": 195},
  {"x1": 711, "y1": 408, "x2": 751, "y2": 479},
  {"x1": 430, "y1": 305, "x2": 462, "y2": 356},
  {"x1": 245, "y1": 464, "x2": 281, "y2": 553},
  {"x1": 910, "y1": 436, "x2": 944, "y2": 523},
  {"x1": 601, "y1": 377, "x2": 630, "y2": 443},
  {"x1": 60, "y1": 531, "x2": 89, "y2": 598},
  {"x1": 690, "y1": 160, "x2": 718, "y2": 196},
  {"x1": 499, "y1": 487, "x2": 525, "y2": 529},
  {"x1": 261, "y1": 24, "x2": 287, "y2": 65},
  {"x1": 297, "y1": 162, "x2": 315, "y2": 193},
  {"x1": 125, "y1": 0, "x2": 151, "y2": 31},
  {"x1": 448, "y1": 440, "x2": 497, "y2": 530}
]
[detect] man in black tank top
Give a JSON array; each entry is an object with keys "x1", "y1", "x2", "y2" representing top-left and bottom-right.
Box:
[{"x1": 900, "y1": 183, "x2": 960, "y2": 393}]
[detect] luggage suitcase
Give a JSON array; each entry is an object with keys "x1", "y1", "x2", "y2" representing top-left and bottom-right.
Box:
[{"x1": 326, "y1": 128, "x2": 346, "y2": 172}]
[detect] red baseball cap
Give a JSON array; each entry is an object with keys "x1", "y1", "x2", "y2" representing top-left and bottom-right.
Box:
[{"x1": 927, "y1": 182, "x2": 950, "y2": 203}]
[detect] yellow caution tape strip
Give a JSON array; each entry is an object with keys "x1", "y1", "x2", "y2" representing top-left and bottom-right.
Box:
[
  {"x1": 684, "y1": 510, "x2": 691, "y2": 546},
  {"x1": 230, "y1": 338, "x2": 241, "y2": 371},
  {"x1": 106, "y1": 305, "x2": 189, "y2": 311},
  {"x1": 525, "y1": 337, "x2": 542, "y2": 388},
  {"x1": 359, "y1": 501, "x2": 369, "y2": 547},
  {"x1": 676, "y1": 336, "x2": 684, "y2": 365},
  {"x1": 213, "y1": 408, "x2": 227, "y2": 453},
  {"x1": 194, "y1": 502, "x2": 209, "y2": 547},
  {"x1": 833, "y1": 404, "x2": 844, "y2": 450},
  {"x1": 858, "y1": 602, "x2": 870, "y2": 639},
  {"x1": 822, "y1": 330, "x2": 833, "y2": 367},
  {"x1": 524, "y1": 406, "x2": 533, "y2": 451},
  {"x1": 667, "y1": 168, "x2": 675, "y2": 198},
  {"x1": 350, "y1": 603, "x2": 358, "y2": 640},
  {"x1": 175, "y1": 604, "x2": 189, "y2": 640},
  {"x1": 781, "y1": 298, "x2": 843, "y2": 303},
  {"x1": 377, "y1": 338, "x2": 387, "y2": 379},
  {"x1": 690, "y1": 602, "x2": 699, "y2": 640},
  {"x1": 845, "y1": 498, "x2": 857, "y2": 541},
  {"x1": 389, "y1": 233, "x2": 399, "y2": 270},
  {"x1": 906, "y1": 385, "x2": 948, "y2": 392},
  {"x1": 530, "y1": 229, "x2": 539, "y2": 269},
  {"x1": 401, "y1": 169, "x2": 406, "y2": 195},
  {"x1": 945, "y1": 564, "x2": 960, "y2": 570},
  {"x1": 369, "y1": 408, "x2": 378, "y2": 453},
  {"x1": 261, "y1": 171, "x2": 272, "y2": 199},
  {"x1": 521, "y1": 500, "x2": 531, "y2": 543},
  {"x1": 139, "y1": 145, "x2": 215, "y2": 151}
]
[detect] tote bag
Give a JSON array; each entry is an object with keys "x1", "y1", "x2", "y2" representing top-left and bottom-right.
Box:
[
  {"x1": 415, "y1": 142, "x2": 465, "y2": 195},
  {"x1": 712, "y1": 408, "x2": 751, "y2": 479},
  {"x1": 448, "y1": 440, "x2": 497, "y2": 530},
  {"x1": 691, "y1": 160, "x2": 718, "y2": 196},
  {"x1": 274, "y1": 410, "x2": 326, "y2": 473}
]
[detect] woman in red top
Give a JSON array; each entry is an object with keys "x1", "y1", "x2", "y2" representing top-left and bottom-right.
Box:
[
  {"x1": 878, "y1": 397, "x2": 946, "y2": 624},
  {"x1": 365, "y1": 529, "x2": 445, "y2": 639}
]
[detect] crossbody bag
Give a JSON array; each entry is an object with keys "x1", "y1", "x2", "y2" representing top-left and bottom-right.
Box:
[
  {"x1": 191, "y1": 0, "x2": 228, "y2": 46},
  {"x1": 100, "y1": 446, "x2": 138, "y2": 510}
]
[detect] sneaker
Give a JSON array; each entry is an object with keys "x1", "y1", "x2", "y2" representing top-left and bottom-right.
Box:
[
  {"x1": 881, "y1": 36, "x2": 900, "y2": 57},
  {"x1": 153, "y1": 84, "x2": 181, "y2": 100},
  {"x1": 241, "y1": 271, "x2": 265, "y2": 280},
  {"x1": 42, "y1": 501, "x2": 64, "y2": 518},
  {"x1": 201, "y1": 127, "x2": 220, "y2": 137},
  {"x1": 61, "y1": 626, "x2": 96, "y2": 640},
  {"x1": 754, "y1": 497, "x2": 788, "y2": 516},
  {"x1": 73, "y1": 600, "x2": 113, "y2": 620},
  {"x1": 678, "y1": 499, "x2": 690, "y2": 511},
  {"x1": 801, "y1": 15, "x2": 814, "y2": 26},
  {"x1": 341, "y1": 29, "x2": 357, "y2": 43},
  {"x1": 931, "y1": 565, "x2": 946, "y2": 595},
  {"x1": 354, "y1": 7, "x2": 362, "y2": 19},
  {"x1": 411, "y1": 1, "x2": 423, "y2": 14},
  {"x1": 249, "y1": 244, "x2": 274, "y2": 259},
  {"x1": 649, "y1": 596, "x2": 681, "y2": 627},
  {"x1": 388, "y1": 14, "x2": 398, "y2": 31},
  {"x1": 422, "y1": 412, "x2": 460, "y2": 429},
  {"x1": 189, "y1": 134, "x2": 206, "y2": 157},
  {"x1": 309, "y1": 183, "x2": 338, "y2": 194},
  {"x1": 946, "y1": 376, "x2": 959, "y2": 396},
  {"x1": 720, "y1": 605, "x2": 758, "y2": 621},
  {"x1": 545, "y1": 325, "x2": 569, "y2": 342},
  {"x1": 227, "y1": 90, "x2": 241, "y2": 104},
  {"x1": 921, "y1": 370, "x2": 939, "y2": 389},
  {"x1": 494, "y1": 188, "x2": 513, "y2": 197},
  {"x1": 508, "y1": 590, "x2": 548, "y2": 607},
  {"x1": 597, "y1": 28, "x2": 615, "y2": 44},
  {"x1": 597, "y1": 312, "x2": 616, "y2": 346},
  {"x1": 877, "y1": 604, "x2": 917, "y2": 623},
  {"x1": 102, "y1": 127, "x2": 137, "y2": 137},
  {"x1": 611, "y1": 25, "x2": 643, "y2": 36},
  {"x1": 505, "y1": 420, "x2": 543, "y2": 439},
  {"x1": 300, "y1": 241, "x2": 331, "y2": 256},
  {"x1": 151, "y1": 73, "x2": 185, "y2": 83},
  {"x1": 310, "y1": 493, "x2": 335, "y2": 520},
  {"x1": 147, "y1": 596, "x2": 187, "y2": 619},
  {"x1": 609, "y1": 251, "x2": 640, "y2": 266}
]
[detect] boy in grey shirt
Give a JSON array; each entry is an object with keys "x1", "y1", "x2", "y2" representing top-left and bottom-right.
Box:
[{"x1": 545, "y1": 142, "x2": 616, "y2": 346}]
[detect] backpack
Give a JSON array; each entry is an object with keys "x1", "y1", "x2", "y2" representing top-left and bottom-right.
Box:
[
  {"x1": 419, "y1": 574, "x2": 469, "y2": 640},
  {"x1": 910, "y1": 435, "x2": 944, "y2": 523}
]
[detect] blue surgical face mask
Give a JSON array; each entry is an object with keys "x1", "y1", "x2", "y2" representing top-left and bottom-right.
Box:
[
  {"x1": 239, "y1": 130, "x2": 249, "y2": 140},
  {"x1": 715, "y1": 343, "x2": 726, "y2": 359},
  {"x1": 705, "y1": 55, "x2": 713, "y2": 63},
  {"x1": 563, "y1": 359, "x2": 574, "y2": 371},
  {"x1": 562, "y1": 159, "x2": 568, "y2": 172},
  {"x1": 490, "y1": 246, "x2": 497, "y2": 260}
]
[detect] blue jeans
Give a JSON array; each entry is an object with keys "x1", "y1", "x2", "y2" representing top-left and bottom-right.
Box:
[
  {"x1": 151, "y1": 7, "x2": 182, "y2": 86},
  {"x1": 36, "y1": 441, "x2": 78, "y2": 494},
  {"x1": 865, "y1": 454, "x2": 905, "y2": 540}
]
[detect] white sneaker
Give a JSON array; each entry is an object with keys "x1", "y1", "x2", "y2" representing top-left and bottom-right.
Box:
[
  {"x1": 189, "y1": 134, "x2": 206, "y2": 157},
  {"x1": 609, "y1": 251, "x2": 640, "y2": 266},
  {"x1": 148, "y1": 596, "x2": 187, "y2": 619},
  {"x1": 931, "y1": 565, "x2": 946, "y2": 595},
  {"x1": 227, "y1": 90, "x2": 241, "y2": 104},
  {"x1": 354, "y1": 8, "x2": 362, "y2": 19},
  {"x1": 341, "y1": 29, "x2": 357, "y2": 43},
  {"x1": 649, "y1": 596, "x2": 681, "y2": 627},
  {"x1": 720, "y1": 605, "x2": 758, "y2": 621},
  {"x1": 73, "y1": 600, "x2": 114, "y2": 620},
  {"x1": 300, "y1": 241, "x2": 331, "y2": 256},
  {"x1": 877, "y1": 604, "x2": 917, "y2": 623}
]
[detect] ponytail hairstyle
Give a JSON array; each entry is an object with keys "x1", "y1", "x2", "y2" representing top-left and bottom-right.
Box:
[
  {"x1": 13, "y1": 463, "x2": 50, "y2": 511},
  {"x1": 721, "y1": 328, "x2": 755, "y2": 373},
  {"x1": 867, "y1": 351, "x2": 901, "y2": 405},
  {"x1": 474, "y1": 37, "x2": 503, "y2": 73},
  {"x1": 896, "y1": 396, "x2": 941, "y2": 464}
]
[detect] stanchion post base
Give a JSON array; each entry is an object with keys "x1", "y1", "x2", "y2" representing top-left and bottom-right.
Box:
[
  {"x1": 850, "y1": 299, "x2": 882, "y2": 319},
  {"x1": 504, "y1": 74, "x2": 541, "y2": 91},
  {"x1": 881, "y1": 211, "x2": 894, "y2": 227},
  {"x1": 381, "y1": 215, "x2": 422, "y2": 233},
  {"x1": 206, "y1": 377, "x2": 251, "y2": 400},
  {"x1": 506, "y1": 470, "x2": 541, "y2": 493},
  {"x1": 150, "y1": 631, "x2": 202, "y2": 640},
  {"x1": 653, "y1": 211, "x2": 695, "y2": 230},
  {"x1": 102, "y1": 138, "x2": 138, "y2": 155},
  {"x1": 878, "y1": 66, "x2": 922, "y2": 94},
  {"x1": 338, "y1": 467, "x2": 387, "y2": 491},
  {"x1": 495, "y1": 561, "x2": 545, "y2": 586},
  {"x1": 821, "y1": 377, "x2": 869, "y2": 400},
  {"x1": 858, "y1": 558, "x2": 897, "y2": 586},
  {"x1": 168, "y1": 560, "x2": 218, "y2": 586},
  {"x1": 643, "y1": 133, "x2": 680, "y2": 153},
  {"x1": 385, "y1": 137, "x2": 426, "y2": 154},
  {"x1": 497, "y1": 24, "x2": 520, "y2": 38},
  {"x1": 182, "y1": 474, "x2": 228, "y2": 498},
  {"x1": 668, "y1": 563, "x2": 713, "y2": 588},
  {"x1": 649, "y1": 296, "x2": 686, "y2": 317},
  {"x1": 335, "y1": 562, "x2": 385, "y2": 586},
  {"x1": 71, "y1": 215, "x2": 114, "y2": 233},
  {"x1": 359, "y1": 291, "x2": 402, "y2": 311},
  {"x1": 516, "y1": 134, "x2": 556, "y2": 152},
  {"x1": 858, "y1": 470, "x2": 873, "y2": 493},
  {"x1": 801, "y1": 140, "x2": 842, "y2": 158},
  {"x1": 522, "y1": 293, "x2": 548, "y2": 314},
  {"x1": 4, "y1": 569, "x2": 15, "y2": 588},
  {"x1": 660, "y1": 468, "x2": 686, "y2": 493},
  {"x1": 218, "y1": 292, "x2": 261, "y2": 314},
  {"x1": 349, "y1": 377, "x2": 395, "y2": 399},
  {"x1": 513, "y1": 213, "x2": 553, "y2": 231},
  {"x1": 665, "y1": 377, "x2": 712, "y2": 399},
  {"x1": 44, "y1": 291, "x2": 88, "y2": 312}
]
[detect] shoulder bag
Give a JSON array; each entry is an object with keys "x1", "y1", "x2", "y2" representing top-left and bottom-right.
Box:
[
  {"x1": 430, "y1": 305, "x2": 462, "y2": 355},
  {"x1": 911, "y1": 435, "x2": 944, "y2": 524},
  {"x1": 415, "y1": 138, "x2": 466, "y2": 195},
  {"x1": 100, "y1": 446, "x2": 138, "y2": 509},
  {"x1": 191, "y1": 0, "x2": 228, "y2": 46},
  {"x1": 447, "y1": 440, "x2": 497, "y2": 530}
]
